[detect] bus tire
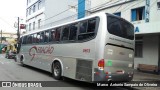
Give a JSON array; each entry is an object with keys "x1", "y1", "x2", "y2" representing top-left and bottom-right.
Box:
[
  {"x1": 52, "y1": 62, "x2": 62, "y2": 80},
  {"x1": 6, "y1": 55, "x2": 9, "y2": 59},
  {"x1": 20, "y1": 56, "x2": 25, "y2": 67}
]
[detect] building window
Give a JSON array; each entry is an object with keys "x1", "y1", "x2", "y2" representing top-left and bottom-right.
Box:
[
  {"x1": 131, "y1": 7, "x2": 145, "y2": 21},
  {"x1": 29, "y1": 23, "x2": 31, "y2": 31},
  {"x1": 38, "y1": 0, "x2": 42, "y2": 10},
  {"x1": 158, "y1": 1, "x2": 160, "y2": 9},
  {"x1": 33, "y1": 5, "x2": 36, "y2": 13},
  {"x1": 27, "y1": 0, "x2": 31, "y2": 5},
  {"x1": 29, "y1": 0, "x2": 31, "y2": 3},
  {"x1": 114, "y1": 12, "x2": 121, "y2": 17},
  {"x1": 27, "y1": 0, "x2": 28, "y2": 5},
  {"x1": 38, "y1": 19, "x2": 41, "y2": 28},
  {"x1": 29, "y1": 8, "x2": 32, "y2": 15},
  {"x1": 26, "y1": 25, "x2": 28, "y2": 31},
  {"x1": 26, "y1": 9, "x2": 28, "y2": 16},
  {"x1": 135, "y1": 37, "x2": 143, "y2": 57},
  {"x1": 33, "y1": 22, "x2": 35, "y2": 30}
]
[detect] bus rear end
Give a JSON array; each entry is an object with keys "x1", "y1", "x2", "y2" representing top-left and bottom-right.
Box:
[{"x1": 94, "y1": 14, "x2": 134, "y2": 82}]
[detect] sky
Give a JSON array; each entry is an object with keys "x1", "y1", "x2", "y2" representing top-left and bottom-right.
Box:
[{"x1": 0, "y1": 0, "x2": 26, "y2": 33}]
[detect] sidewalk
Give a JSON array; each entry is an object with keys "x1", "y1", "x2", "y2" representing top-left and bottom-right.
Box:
[
  {"x1": 133, "y1": 70, "x2": 160, "y2": 90},
  {"x1": 133, "y1": 70, "x2": 160, "y2": 81}
]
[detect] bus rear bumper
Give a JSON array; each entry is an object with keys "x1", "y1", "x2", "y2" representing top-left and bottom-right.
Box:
[{"x1": 94, "y1": 68, "x2": 134, "y2": 82}]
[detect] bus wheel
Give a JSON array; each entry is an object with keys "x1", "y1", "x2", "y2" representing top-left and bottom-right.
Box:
[
  {"x1": 52, "y1": 62, "x2": 62, "y2": 80},
  {"x1": 20, "y1": 56, "x2": 25, "y2": 67},
  {"x1": 6, "y1": 55, "x2": 9, "y2": 59}
]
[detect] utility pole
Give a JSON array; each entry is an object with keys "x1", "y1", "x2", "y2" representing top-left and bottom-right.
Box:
[
  {"x1": 1, "y1": 30, "x2": 2, "y2": 44},
  {"x1": 17, "y1": 17, "x2": 20, "y2": 42}
]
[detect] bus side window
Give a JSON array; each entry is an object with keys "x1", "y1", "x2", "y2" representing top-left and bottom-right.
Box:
[
  {"x1": 36, "y1": 33, "x2": 41, "y2": 43},
  {"x1": 44, "y1": 30, "x2": 49, "y2": 43},
  {"x1": 40, "y1": 32, "x2": 44, "y2": 43},
  {"x1": 33, "y1": 33, "x2": 37, "y2": 43},
  {"x1": 30, "y1": 35, "x2": 33, "y2": 44},
  {"x1": 69, "y1": 23, "x2": 78, "y2": 41},
  {"x1": 62, "y1": 26, "x2": 69, "y2": 41},
  {"x1": 49, "y1": 29, "x2": 56, "y2": 42},
  {"x1": 87, "y1": 19, "x2": 96, "y2": 32},
  {"x1": 55, "y1": 28, "x2": 61, "y2": 41},
  {"x1": 78, "y1": 18, "x2": 97, "y2": 41},
  {"x1": 19, "y1": 37, "x2": 23, "y2": 43},
  {"x1": 27, "y1": 35, "x2": 31, "y2": 44},
  {"x1": 22, "y1": 36, "x2": 27, "y2": 44},
  {"x1": 79, "y1": 21, "x2": 87, "y2": 33}
]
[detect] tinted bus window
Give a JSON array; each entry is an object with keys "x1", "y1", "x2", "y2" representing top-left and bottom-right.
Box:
[
  {"x1": 19, "y1": 37, "x2": 23, "y2": 43},
  {"x1": 69, "y1": 23, "x2": 78, "y2": 41},
  {"x1": 49, "y1": 29, "x2": 56, "y2": 42},
  {"x1": 78, "y1": 18, "x2": 97, "y2": 41},
  {"x1": 62, "y1": 26, "x2": 69, "y2": 41},
  {"x1": 107, "y1": 15, "x2": 134, "y2": 40},
  {"x1": 87, "y1": 19, "x2": 96, "y2": 32},
  {"x1": 55, "y1": 28, "x2": 61, "y2": 41},
  {"x1": 26, "y1": 35, "x2": 29, "y2": 44},
  {"x1": 44, "y1": 30, "x2": 49, "y2": 43},
  {"x1": 40, "y1": 32, "x2": 44, "y2": 43},
  {"x1": 36, "y1": 33, "x2": 41, "y2": 43},
  {"x1": 79, "y1": 21, "x2": 87, "y2": 33},
  {"x1": 22, "y1": 36, "x2": 27, "y2": 44},
  {"x1": 30, "y1": 34, "x2": 33, "y2": 44},
  {"x1": 33, "y1": 33, "x2": 37, "y2": 43},
  {"x1": 27, "y1": 35, "x2": 33, "y2": 44}
]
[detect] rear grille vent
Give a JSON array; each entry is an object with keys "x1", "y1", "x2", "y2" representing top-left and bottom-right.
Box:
[{"x1": 76, "y1": 59, "x2": 93, "y2": 81}]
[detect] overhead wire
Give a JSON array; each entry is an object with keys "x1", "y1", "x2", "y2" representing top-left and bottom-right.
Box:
[
  {"x1": 0, "y1": 17, "x2": 16, "y2": 30},
  {"x1": 28, "y1": 0, "x2": 115, "y2": 29},
  {"x1": 42, "y1": 0, "x2": 86, "y2": 22}
]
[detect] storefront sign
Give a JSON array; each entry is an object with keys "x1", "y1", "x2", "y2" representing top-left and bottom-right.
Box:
[{"x1": 135, "y1": 27, "x2": 140, "y2": 32}]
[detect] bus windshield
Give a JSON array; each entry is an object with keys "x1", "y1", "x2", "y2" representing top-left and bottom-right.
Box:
[{"x1": 107, "y1": 14, "x2": 134, "y2": 40}]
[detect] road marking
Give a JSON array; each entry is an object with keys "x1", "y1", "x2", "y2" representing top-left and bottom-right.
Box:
[
  {"x1": 0, "y1": 61, "x2": 4, "y2": 64},
  {"x1": 0, "y1": 60, "x2": 15, "y2": 64},
  {"x1": 1, "y1": 55, "x2": 5, "y2": 58}
]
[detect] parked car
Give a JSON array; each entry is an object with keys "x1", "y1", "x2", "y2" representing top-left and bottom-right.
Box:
[{"x1": 5, "y1": 50, "x2": 16, "y2": 60}]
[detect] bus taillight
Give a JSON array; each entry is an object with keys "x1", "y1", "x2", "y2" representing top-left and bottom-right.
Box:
[{"x1": 98, "y1": 59, "x2": 105, "y2": 70}]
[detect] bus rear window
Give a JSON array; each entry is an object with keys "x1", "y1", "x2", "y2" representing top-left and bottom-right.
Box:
[{"x1": 107, "y1": 15, "x2": 134, "y2": 40}]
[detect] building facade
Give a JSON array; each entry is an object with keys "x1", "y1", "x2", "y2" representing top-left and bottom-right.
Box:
[
  {"x1": 86, "y1": 0, "x2": 160, "y2": 71},
  {"x1": 26, "y1": 0, "x2": 80, "y2": 33},
  {"x1": 26, "y1": 0, "x2": 45, "y2": 32}
]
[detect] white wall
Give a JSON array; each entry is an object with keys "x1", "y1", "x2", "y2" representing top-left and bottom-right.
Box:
[
  {"x1": 149, "y1": 0, "x2": 160, "y2": 22},
  {"x1": 44, "y1": 0, "x2": 77, "y2": 28},
  {"x1": 90, "y1": 0, "x2": 160, "y2": 23},
  {"x1": 134, "y1": 35, "x2": 159, "y2": 69}
]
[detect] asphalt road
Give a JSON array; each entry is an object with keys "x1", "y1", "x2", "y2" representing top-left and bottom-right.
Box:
[{"x1": 0, "y1": 54, "x2": 136, "y2": 90}]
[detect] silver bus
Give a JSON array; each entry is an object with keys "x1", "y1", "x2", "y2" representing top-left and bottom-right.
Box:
[{"x1": 17, "y1": 12, "x2": 134, "y2": 82}]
